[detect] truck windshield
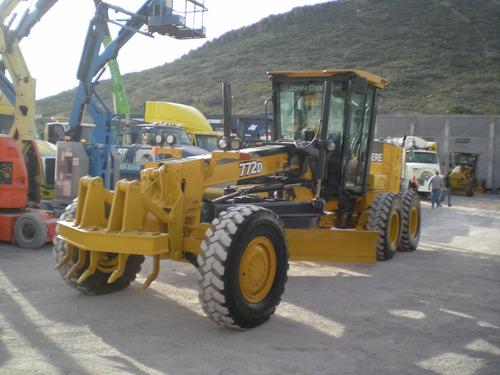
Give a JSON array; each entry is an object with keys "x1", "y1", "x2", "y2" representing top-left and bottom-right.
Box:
[
  {"x1": 194, "y1": 134, "x2": 218, "y2": 151},
  {"x1": 406, "y1": 151, "x2": 438, "y2": 164}
]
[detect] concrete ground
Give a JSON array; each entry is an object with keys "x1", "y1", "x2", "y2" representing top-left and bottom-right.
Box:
[{"x1": 0, "y1": 194, "x2": 499, "y2": 375}]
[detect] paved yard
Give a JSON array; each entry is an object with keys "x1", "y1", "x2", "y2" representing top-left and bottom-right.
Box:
[{"x1": 0, "y1": 194, "x2": 499, "y2": 374}]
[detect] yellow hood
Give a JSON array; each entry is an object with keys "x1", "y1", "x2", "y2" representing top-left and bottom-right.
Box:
[{"x1": 144, "y1": 101, "x2": 213, "y2": 133}]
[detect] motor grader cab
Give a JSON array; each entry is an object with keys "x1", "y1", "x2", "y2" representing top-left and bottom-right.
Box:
[
  {"x1": 448, "y1": 152, "x2": 479, "y2": 196},
  {"x1": 54, "y1": 70, "x2": 421, "y2": 329}
]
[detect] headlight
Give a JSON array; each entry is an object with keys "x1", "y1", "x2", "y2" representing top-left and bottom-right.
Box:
[
  {"x1": 155, "y1": 134, "x2": 163, "y2": 144},
  {"x1": 229, "y1": 137, "x2": 242, "y2": 150},
  {"x1": 326, "y1": 139, "x2": 336, "y2": 151},
  {"x1": 218, "y1": 136, "x2": 228, "y2": 150},
  {"x1": 165, "y1": 134, "x2": 176, "y2": 146}
]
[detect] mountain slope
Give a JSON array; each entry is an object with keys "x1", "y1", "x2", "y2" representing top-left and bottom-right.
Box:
[{"x1": 39, "y1": 0, "x2": 500, "y2": 118}]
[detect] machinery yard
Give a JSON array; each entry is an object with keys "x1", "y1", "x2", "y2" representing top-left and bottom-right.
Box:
[
  {"x1": 1, "y1": 193, "x2": 499, "y2": 375},
  {"x1": 0, "y1": 2, "x2": 499, "y2": 374}
]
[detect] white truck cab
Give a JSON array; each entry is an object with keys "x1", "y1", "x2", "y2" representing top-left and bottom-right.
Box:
[
  {"x1": 383, "y1": 136, "x2": 441, "y2": 194},
  {"x1": 406, "y1": 149, "x2": 441, "y2": 194}
]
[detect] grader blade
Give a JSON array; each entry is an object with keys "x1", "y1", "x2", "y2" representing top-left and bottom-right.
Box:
[{"x1": 287, "y1": 228, "x2": 378, "y2": 263}]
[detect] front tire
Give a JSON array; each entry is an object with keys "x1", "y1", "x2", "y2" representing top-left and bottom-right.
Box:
[
  {"x1": 197, "y1": 205, "x2": 289, "y2": 329},
  {"x1": 53, "y1": 201, "x2": 144, "y2": 295},
  {"x1": 367, "y1": 193, "x2": 403, "y2": 261}
]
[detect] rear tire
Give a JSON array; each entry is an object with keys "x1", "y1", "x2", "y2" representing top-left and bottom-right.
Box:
[
  {"x1": 397, "y1": 191, "x2": 421, "y2": 252},
  {"x1": 53, "y1": 201, "x2": 144, "y2": 295},
  {"x1": 14, "y1": 213, "x2": 48, "y2": 249},
  {"x1": 367, "y1": 193, "x2": 403, "y2": 261},
  {"x1": 197, "y1": 205, "x2": 289, "y2": 329},
  {"x1": 465, "y1": 178, "x2": 475, "y2": 197}
]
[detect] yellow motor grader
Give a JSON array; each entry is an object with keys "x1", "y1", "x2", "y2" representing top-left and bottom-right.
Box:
[
  {"x1": 54, "y1": 70, "x2": 421, "y2": 329},
  {"x1": 448, "y1": 152, "x2": 480, "y2": 196}
]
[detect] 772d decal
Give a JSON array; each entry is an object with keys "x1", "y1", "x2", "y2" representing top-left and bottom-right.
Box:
[{"x1": 239, "y1": 161, "x2": 263, "y2": 177}]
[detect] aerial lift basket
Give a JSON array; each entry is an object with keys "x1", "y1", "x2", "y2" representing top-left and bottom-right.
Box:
[{"x1": 148, "y1": 0, "x2": 207, "y2": 39}]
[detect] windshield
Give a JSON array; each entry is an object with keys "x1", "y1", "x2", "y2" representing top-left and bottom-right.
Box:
[
  {"x1": 194, "y1": 134, "x2": 218, "y2": 151},
  {"x1": 0, "y1": 114, "x2": 14, "y2": 134},
  {"x1": 80, "y1": 126, "x2": 94, "y2": 144},
  {"x1": 46, "y1": 124, "x2": 66, "y2": 143},
  {"x1": 456, "y1": 154, "x2": 476, "y2": 165},
  {"x1": 275, "y1": 77, "x2": 375, "y2": 192},
  {"x1": 159, "y1": 128, "x2": 191, "y2": 145},
  {"x1": 406, "y1": 151, "x2": 438, "y2": 164},
  {"x1": 277, "y1": 81, "x2": 350, "y2": 142},
  {"x1": 277, "y1": 82, "x2": 323, "y2": 141}
]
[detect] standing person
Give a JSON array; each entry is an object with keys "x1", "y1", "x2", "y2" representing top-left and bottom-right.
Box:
[
  {"x1": 440, "y1": 171, "x2": 452, "y2": 207},
  {"x1": 429, "y1": 171, "x2": 443, "y2": 209}
]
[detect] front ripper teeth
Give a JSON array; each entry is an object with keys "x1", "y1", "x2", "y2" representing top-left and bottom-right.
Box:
[
  {"x1": 141, "y1": 255, "x2": 160, "y2": 291},
  {"x1": 64, "y1": 248, "x2": 88, "y2": 280},
  {"x1": 76, "y1": 250, "x2": 99, "y2": 283},
  {"x1": 58, "y1": 248, "x2": 132, "y2": 285},
  {"x1": 107, "y1": 254, "x2": 129, "y2": 284}
]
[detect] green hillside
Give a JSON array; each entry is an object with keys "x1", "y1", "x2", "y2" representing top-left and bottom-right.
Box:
[{"x1": 38, "y1": 0, "x2": 500, "y2": 118}]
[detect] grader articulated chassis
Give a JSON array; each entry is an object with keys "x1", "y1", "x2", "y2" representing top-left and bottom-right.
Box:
[{"x1": 54, "y1": 70, "x2": 421, "y2": 329}]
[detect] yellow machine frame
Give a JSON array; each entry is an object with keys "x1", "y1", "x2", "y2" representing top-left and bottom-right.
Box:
[{"x1": 58, "y1": 137, "x2": 403, "y2": 282}]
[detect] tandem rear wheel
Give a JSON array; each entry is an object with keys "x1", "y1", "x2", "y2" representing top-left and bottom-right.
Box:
[
  {"x1": 367, "y1": 191, "x2": 421, "y2": 260},
  {"x1": 367, "y1": 192, "x2": 403, "y2": 261},
  {"x1": 398, "y1": 190, "x2": 421, "y2": 252},
  {"x1": 466, "y1": 178, "x2": 476, "y2": 197}
]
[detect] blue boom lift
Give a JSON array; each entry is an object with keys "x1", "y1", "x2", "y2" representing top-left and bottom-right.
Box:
[{"x1": 55, "y1": 0, "x2": 206, "y2": 204}]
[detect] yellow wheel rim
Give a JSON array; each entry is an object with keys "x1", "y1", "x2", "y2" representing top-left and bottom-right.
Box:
[
  {"x1": 388, "y1": 210, "x2": 400, "y2": 247},
  {"x1": 96, "y1": 253, "x2": 119, "y2": 274},
  {"x1": 409, "y1": 206, "x2": 419, "y2": 238},
  {"x1": 239, "y1": 236, "x2": 276, "y2": 303}
]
